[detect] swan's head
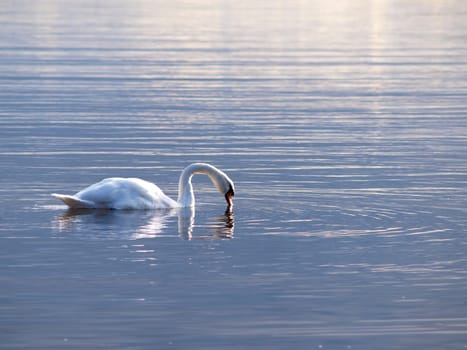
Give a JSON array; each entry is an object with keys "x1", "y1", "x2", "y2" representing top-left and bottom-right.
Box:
[
  {"x1": 224, "y1": 182, "x2": 235, "y2": 210},
  {"x1": 199, "y1": 163, "x2": 235, "y2": 209}
]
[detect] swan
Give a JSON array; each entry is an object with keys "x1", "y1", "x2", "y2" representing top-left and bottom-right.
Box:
[{"x1": 52, "y1": 163, "x2": 235, "y2": 211}]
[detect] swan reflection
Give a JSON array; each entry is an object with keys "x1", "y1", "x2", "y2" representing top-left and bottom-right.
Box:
[{"x1": 53, "y1": 207, "x2": 234, "y2": 240}]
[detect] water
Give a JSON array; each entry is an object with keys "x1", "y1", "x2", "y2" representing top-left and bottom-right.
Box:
[{"x1": 1, "y1": 1, "x2": 467, "y2": 349}]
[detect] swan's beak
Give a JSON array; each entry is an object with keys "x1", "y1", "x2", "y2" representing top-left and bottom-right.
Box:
[{"x1": 225, "y1": 186, "x2": 234, "y2": 211}]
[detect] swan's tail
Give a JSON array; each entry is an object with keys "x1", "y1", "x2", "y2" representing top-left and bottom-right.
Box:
[{"x1": 52, "y1": 193, "x2": 95, "y2": 209}]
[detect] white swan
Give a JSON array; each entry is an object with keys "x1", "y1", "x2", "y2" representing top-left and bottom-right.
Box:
[{"x1": 52, "y1": 163, "x2": 235, "y2": 211}]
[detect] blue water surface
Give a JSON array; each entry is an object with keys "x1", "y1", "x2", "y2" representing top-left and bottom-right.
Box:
[{"x1": 1, "y1": 1, "x2": 467, "y2": 349}]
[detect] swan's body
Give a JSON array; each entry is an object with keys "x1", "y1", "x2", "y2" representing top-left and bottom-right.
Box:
[{"x1": 52, "y1": 163, "x2": 235, "y2": 211}]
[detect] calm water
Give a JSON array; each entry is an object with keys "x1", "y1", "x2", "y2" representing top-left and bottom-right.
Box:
[{"x1": 1, "y1": 1, "x2": 467, "y2": 349}]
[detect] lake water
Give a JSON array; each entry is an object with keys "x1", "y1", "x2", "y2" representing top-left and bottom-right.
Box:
[{"x1": 1, "y1": 1, "x2": 467, "y2": 349}]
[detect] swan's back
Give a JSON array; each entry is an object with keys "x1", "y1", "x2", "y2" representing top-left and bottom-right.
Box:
[{"x1": 74, "y1": 178, "x2": 177, "y2": 209}]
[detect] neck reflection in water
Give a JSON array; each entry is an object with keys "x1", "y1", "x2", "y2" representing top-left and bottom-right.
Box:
[{"x1": 53, "y1": 207, "x2": 234, "y2": 240}]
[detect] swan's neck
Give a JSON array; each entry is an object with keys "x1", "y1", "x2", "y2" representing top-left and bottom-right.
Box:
[
  {"x1": 177, "y1": 163, "x2": 228, "y2": 207},
  {"x1": 177, "y1": 170, "x2": 195, "y2": 207}
]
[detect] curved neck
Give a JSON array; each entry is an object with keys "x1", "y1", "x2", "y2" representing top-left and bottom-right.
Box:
[{"x1": 177, "y1": 163, "x2": 228, "y2": 207}]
